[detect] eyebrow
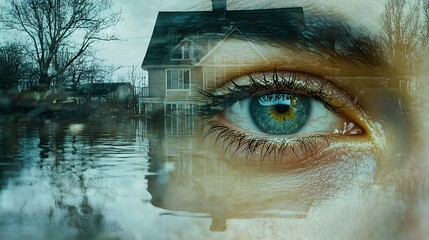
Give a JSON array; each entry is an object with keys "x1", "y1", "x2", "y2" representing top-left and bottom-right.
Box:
[
  {"x1": 297, "y1": 16, "x2": 385, "y2": 68},
  {"x1": 228, "y1": 15, "x2": 386, "y2": 68},
  {"x1": 142, "y1": 7, "x2": 386, "y2": 69}
]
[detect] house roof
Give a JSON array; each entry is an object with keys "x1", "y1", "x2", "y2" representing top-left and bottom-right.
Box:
[
  {"x1": 195, "y1": 27, "x2": 270, "y2": 66},
  {"x1": 77, "y1": 82, "x2": 132, "y2": 96},
  {"x1": 141, "y1": 7, "x2": 305, "y2": 68}
]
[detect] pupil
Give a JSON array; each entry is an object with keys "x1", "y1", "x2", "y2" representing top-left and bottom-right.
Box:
[{"x1": 274, "y1": 104, "x2": 290, "y2": 113}]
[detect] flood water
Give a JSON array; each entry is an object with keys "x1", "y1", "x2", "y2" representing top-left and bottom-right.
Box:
[
  {"x1": 0, "y1": 112, "x2": 414, "y2": 240},
  {"x1": 0, "y1": 116, "x2": 215, "y2": 240},
  {"x1": 0, "y1": 114, "x2": 328, "y2": 240}
]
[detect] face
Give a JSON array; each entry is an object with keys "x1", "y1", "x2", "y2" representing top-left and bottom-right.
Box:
[{"x1": 146, "y1": 0, "x2": 429, "y2": 239}]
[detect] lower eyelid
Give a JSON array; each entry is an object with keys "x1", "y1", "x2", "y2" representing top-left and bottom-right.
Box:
[
  {"x1": 203, "y1": 121, "x2": 329, "y2": 165},
  {"x1": 203, "y1": 120, "x2": 371, "y2": 169}
]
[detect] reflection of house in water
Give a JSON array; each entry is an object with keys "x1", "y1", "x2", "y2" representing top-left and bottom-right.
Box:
[
  {"x1": 77, "y1": 82, "x2": 134, "y2": 103},
  {"x1": 141, "y1": 0, "x2": 305, "y2": 115}
]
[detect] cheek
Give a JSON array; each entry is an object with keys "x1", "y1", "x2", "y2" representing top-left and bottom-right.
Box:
[
  {"x1": 246, "y1": 146, "x2": 380, "y2": 206},
  {"x1": 148, "y1": 126, "x2": 412, "y2": 238},
  {"x1": 238, "y1": 179, "x2": 408, "y2": 240},
  {"x1": 297, "y1": 149, "x2": 378, "y2": 199},
  {"x1": 222, "y1": 149, "x2": 408, "y2": 239}
]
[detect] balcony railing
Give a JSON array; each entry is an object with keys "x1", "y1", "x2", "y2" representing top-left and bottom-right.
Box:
[{"x1": 138, "y1": 87, "x2": 163, "y2": 98}]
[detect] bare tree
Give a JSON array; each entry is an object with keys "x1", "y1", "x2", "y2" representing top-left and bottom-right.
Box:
[
  {"x1": 51, "y1": 46, "x2": 104, "y2": 89},
  {"x1": 126, "y1": 66, "x2": 144, "y2": 96},
  {"x1": 0, "y1": 42, "x2": 30, "y2": 91},
  {"x1": 380, "y1": 0, "x2": 423, "y2": 69},
  {"x1": 127, "y1": 66, "x2": 145, "y2": 114},
  {"x1": 380, "y1": 0, "x2": 429, "y2": 71},
  {"x1": 1, "y1": 0, "x2": 120, "y2": 89}
]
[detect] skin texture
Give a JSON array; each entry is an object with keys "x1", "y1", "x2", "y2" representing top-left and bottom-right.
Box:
[{"x1": 147, "y1": 1, "x2": 429, "y2": 239}]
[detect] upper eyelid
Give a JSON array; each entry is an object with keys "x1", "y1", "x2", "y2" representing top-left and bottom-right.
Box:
[
  {"x1": 202, "y1": 71, "x2": 343, "y2": 113},
  {"x1": 199, "y1": 70, "x2": 369, "y2": 132}
]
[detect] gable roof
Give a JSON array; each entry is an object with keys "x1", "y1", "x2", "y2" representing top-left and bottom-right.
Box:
[
  {"x1": 195, "y1": 27, "x2": 270, "y2": 66},
  {"x1": 141, "y1": 7, "x2": 305, "y2": 68}
]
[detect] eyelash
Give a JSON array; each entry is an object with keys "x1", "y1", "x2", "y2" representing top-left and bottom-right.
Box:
[
  {"x1": 204, "y1": 120, "x2": 332, "y2": 161},
  {"x1": 199, "y1": 71, "x2": 343, "y2": 117},
  {"x1": 197, "y1": 71, "x2": 348, "y2": 161}
]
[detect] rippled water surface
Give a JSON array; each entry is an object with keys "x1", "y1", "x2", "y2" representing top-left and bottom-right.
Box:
[{"x1": 0, "y1": 117, "x2": 211, "y2": 240}]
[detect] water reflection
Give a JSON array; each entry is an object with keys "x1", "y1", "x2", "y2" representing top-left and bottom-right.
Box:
[
  {"x1": 0, "y1": 123, "x2": 24, "y2": 189},
  {"x1": 0, "y1": 118, "x2": 155, "y2": 239},
  {"x1": 0, "y1": 115, "x2": 330, "y2": 239}
]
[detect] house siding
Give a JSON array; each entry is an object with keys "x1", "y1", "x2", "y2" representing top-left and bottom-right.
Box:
[
  {"x1": 147, "y1": 69, "x2": 165, "y2": 98},
  {"x1": 191, "y1": 66, "x2": 204, "y2": 93}
]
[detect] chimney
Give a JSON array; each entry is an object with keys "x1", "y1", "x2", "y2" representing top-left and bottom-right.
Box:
[{"x1": 211, "y1": 0, "x2": 226, "y2": 18}]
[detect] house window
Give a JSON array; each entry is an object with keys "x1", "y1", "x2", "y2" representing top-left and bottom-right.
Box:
[
  {"x1": 166, "y1": 69, "x2": 190, "y2": 90},
  {"x1": 171, "y1": 41, "x2": 193, "y2": 60},
  {"x1": 183, "y1": 43, "x2": 190, "y2": 59}
]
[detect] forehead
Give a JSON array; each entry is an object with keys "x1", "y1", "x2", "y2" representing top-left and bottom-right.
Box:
[{"x1": 227, "y1": 0, "x2": 386, "y2": 32}]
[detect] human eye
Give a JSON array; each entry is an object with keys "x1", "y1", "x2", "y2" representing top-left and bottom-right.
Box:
[{"x1": 199, "y1": 71, "x2": 367, "y2": 164}]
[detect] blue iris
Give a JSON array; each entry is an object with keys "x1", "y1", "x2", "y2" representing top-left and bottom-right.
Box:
[{"x1": 250, "y1": 92, "x2": 311, "y2": 135}]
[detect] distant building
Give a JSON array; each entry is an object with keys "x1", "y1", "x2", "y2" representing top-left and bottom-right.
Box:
[
  {"x1": 141, "y1": 0, "x2": 305, "y2": 115},
  {"x1": 77, "y1": 82, "x2": 134, "y2": 103}
]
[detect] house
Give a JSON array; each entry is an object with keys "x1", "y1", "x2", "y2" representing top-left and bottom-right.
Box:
[
  {"x1": 141, "y1": 0, "x2": 305, "y2": 115},
  {"x1": 76, "y1": 82, "x2": 134, "y2": 104}
]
